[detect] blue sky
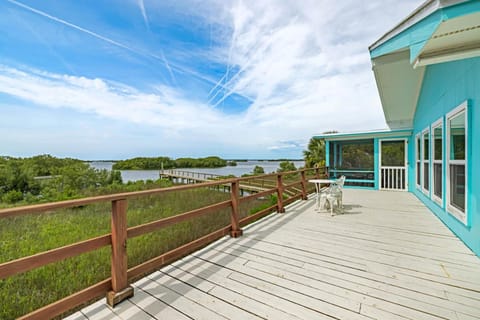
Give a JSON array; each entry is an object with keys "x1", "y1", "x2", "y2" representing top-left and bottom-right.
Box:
[{"x1": 0, "y1": 0, "x2": 420, "y2": 160}]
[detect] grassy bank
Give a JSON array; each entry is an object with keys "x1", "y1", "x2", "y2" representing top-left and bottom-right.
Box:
[{"x1": 0, "y1": 184, "x2": 272, "y2": 319}]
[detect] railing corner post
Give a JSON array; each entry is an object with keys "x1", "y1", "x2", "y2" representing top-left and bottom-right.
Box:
[
  {"x1": 230, "y1": 180, "x2": 243, "y2": 238},
  {"x1": 300, "y1": 171, "x2": 308, "y2": 200},
  {"x1": 276, "y1": 174, "x2": 285, "y2": 213},
  {"x1": 107, "y1": 198, "x2": 133, "y2": 307}
]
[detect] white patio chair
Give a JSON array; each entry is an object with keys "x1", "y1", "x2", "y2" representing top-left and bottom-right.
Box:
[
  {"x1": 319, "y1": 175, "x2": 345, "y2": 216},
  {"x1": 314, "y1": 181, "x2": 329, "y2": 210}
]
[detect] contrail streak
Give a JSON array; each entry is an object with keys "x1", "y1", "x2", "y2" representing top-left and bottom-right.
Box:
[
  {"x1": 6, "y1": 0, "x2": 253, "y2": 105},
  {"x1": 137, "y1": 0, "x2": 150, "y2": 30}
]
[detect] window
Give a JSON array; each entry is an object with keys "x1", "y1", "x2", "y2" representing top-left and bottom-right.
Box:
[
  {"x1": 446, "y1": 102, "x2": 467, "y2": 223},
  {"x1": 416, "y1": 134, "x2": 421, "y2": 188},
  {"x1": 422, "y1": 128, "x2": 430, "y2": 194},
  {"x1": 432, "y1": 120, "x2": 443, "y2": 205}
]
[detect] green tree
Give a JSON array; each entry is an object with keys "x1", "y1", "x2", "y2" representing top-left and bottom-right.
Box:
[
  {"x1": 0, "y1": 155, "x2": 130, "y2": 204},
  {"x1": 277, "y1": 161, "x2": 296, "y2": 173},
  {"x1": 303, "y1": 131, "x2": 339, "y2": 168},
  {"x1": 252, "y1": 165, "x2": 265, "y2": 175},
  {"x1": 303, "y1": 138, "x2": 325, "y2": 168},
  {"x1": 2, "y1": 190, "x2": 23, "y2": 204}
]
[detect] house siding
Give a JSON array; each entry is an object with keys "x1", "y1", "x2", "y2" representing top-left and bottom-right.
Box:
[{"x1": 411, "y1": 56, "x2": 480, "y2": 255}]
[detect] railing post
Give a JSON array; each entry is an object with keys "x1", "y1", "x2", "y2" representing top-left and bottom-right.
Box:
[
  {"x1": 300, "y1": 170, "x2": 308, "y2": 200},
  {"x1": 230, "y1": 180, "x2": 243, "y2": 238},
  {"x1": 107, "y1": 199, "x2": 133, "y2": 307},
  {"x1": 276, "y1": 174, "x2": 285, "y2": 213},
  {"x1": 315, "y1": 167, "x2": 320, "y2": 179}
]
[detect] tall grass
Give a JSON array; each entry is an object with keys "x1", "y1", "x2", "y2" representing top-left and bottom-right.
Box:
[{"x1": 0, "y1": 185, "x2": 271, "y2": 319}]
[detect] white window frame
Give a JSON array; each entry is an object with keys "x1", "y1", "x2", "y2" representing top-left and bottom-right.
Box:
[
  {"x1": 431, "y1": 118, "x2": 443, "y2": 206},
  {"x1": 421, "y1": 127, "x2": 430, "y2": 195},
  {"x1": 415, "y1": 133, "x2": 421, "y2": 189},
  {"x1": 378, "y1": 138, "x2": 408, "y2": 191},
  {"x1": 446, "y1": 101, "x2": 468, "y2": 224}
]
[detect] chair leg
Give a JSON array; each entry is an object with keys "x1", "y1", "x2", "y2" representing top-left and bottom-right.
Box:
[{"x1": 323, "y1": 198, "x2": 329, "y2": 211}]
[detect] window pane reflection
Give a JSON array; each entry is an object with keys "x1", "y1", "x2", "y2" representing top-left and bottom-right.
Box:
[
  {"x1": 449, "y1": 113, "x2": 465, "y2": 160},
  {"x1": 434, "y1": 127, "x2": 442, "y2": 160},
  {"x1": 450, "y1": 164, "x2": 465, "y2": 211},
  {"x1": 434, "y1": 163, "x2": 442, "y2": 199}
]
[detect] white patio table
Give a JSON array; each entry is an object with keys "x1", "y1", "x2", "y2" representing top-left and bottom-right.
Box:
[{"x1": 308, "y1": 179, "x2": 337, "y2": 211}]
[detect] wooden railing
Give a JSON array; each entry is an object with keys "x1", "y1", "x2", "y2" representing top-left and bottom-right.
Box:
[{"x1": 0, "y1": 167, "x2": 326, "y2": 319}]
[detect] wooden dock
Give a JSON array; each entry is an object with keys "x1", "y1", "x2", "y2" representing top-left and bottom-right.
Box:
[
  {"x1": 66, "y1": 189, "x2": 480, "y2": 320},
  {"x1": 160, "y1": 169, "x2": 276, "y2": 194}
]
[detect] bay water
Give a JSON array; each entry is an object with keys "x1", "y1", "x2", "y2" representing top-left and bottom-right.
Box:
[{"x1": 89, "y1": 160, "x2": 304, "y2": 182}]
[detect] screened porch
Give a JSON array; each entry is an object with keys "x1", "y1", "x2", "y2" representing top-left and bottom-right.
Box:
[{"x1": 316, "y1": 129, "x2": 412, "y2": 191}]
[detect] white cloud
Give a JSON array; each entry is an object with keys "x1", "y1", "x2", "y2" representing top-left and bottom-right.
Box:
[
  {"x1": 1, "y1": 0, "x2": 421, "y2": 158},
  {"x1": 0, "y1": 65, "x2": 224, "y2": 131},
  {"x1": 188, "y1": 0, "x2": 420, "y2": 143}
]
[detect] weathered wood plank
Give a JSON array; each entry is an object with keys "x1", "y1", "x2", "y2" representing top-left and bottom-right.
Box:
[
  {"x1": 230, "y1": 233, "x2": 480, "y2": 302},
  {"x1": 80, "y1": 300, "x2": 120, "y2": 320},
  {"x1": 151, "y1": 271, "x2": 261, "y2": 320},
  {"x1": 192, "y1": 246, "x2": 454, "y2": 320},
  {"x1": 62, "y1": 311, "x2": 88, "y2": 320},
  {"x1": 134, "y1": 272, "x2": 229, "y2": 320},
  {"x1": 72, "y1": 189, "x2": 480, "y2": 320},
  {"x1": 278, "y1": 219, "x2": 479, "y2": 265},
  {"x1": 108, "y1": 299, "x2": 154, "y2": 320},
  {"x1": 168, "y1": 258, "x2": 336, "y2": 320},
  {"x1": 128, "y1": 289, "x2": 191, "y2": 320},
  {"x1": 260, "y1": 230, "x2": 480, "y2": 288},
  {"x1": 209, "y1": 239, "x2": 449, "y2": 300},
  {"x1": 185, "y1": 253, "x2": 373, "y2": 320}
]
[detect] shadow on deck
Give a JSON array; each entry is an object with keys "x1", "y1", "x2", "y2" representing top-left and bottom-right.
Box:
[{"x1": 67, "y1": 189, "x2": 480, "y2": 320}]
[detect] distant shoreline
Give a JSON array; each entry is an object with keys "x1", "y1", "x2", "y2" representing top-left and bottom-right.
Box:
[{"x1": 85, "y1": 159, "x2": 303, "y2": 162}]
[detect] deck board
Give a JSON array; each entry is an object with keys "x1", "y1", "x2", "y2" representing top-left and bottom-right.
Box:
[{"x1": 71, "y1": 189, "x2": 480, "y2": 320}]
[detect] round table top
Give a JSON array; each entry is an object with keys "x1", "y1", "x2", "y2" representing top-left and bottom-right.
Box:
[{"x1": 308, "y1": 179, "x2": 336, "y2": 184}]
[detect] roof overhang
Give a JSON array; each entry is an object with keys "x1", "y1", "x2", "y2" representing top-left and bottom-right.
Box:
[
  {"x1": 369, "y1": 0, "x2": 480, "y2": 130},
  {"x1": 372, "y1": 50, "x2": 425, "y2": 129},
  {"x1": 413, "y1": 11, "x2": 480, "y2": 67},
  {"x1": 370, "y1": 0, "x2": 468, "y2": 52},
  {"x1": 314, "y1": 129, "x2": 412, "y2": 142}
]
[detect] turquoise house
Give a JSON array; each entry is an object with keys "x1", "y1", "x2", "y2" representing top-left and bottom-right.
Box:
[{"x1": 315, "y1": 0, "x2": 480, "y2": 256}]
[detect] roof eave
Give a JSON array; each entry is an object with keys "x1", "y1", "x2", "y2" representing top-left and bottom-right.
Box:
[
  {"x1": 313, "y1": 129, "x2": 413, "y2": 141},
  {"x1": 369, "y1": 0, "x2": 467, "y2": 52}
]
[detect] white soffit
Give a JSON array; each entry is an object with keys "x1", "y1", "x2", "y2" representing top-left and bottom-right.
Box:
[
  {"x1": 372, "y1": 50, "x2": 425, "y2": 129},
  {"x1": 414, "y1": 12, "x2": 480, "y2": 66}
]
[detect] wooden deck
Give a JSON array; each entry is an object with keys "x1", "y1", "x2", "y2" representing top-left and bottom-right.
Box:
[{"x1": 66, "y1": 189, "x2": 480, "y2": 320}]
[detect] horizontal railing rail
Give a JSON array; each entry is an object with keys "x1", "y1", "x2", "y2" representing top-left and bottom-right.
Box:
[{"x1": 0, "y1": 167, "x2": 326, "y2": 319}]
